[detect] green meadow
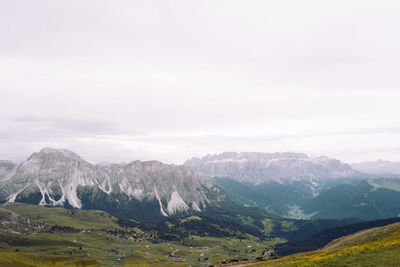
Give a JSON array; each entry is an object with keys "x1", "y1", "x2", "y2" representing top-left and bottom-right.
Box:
[{"x1": 0, "y1": 203, "x2": 282, "y2": 266}]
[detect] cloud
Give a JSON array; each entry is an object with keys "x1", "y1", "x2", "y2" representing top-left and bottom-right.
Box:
[
  {"x1": 0, "y1": 116, "x2": 123, "y2": 141},
  {"x1": 0, "y1": 1, "x2": 400, "y2": 163},
  {"x1": 13, "y1": 116, "x2": 118, "y2": 133}
]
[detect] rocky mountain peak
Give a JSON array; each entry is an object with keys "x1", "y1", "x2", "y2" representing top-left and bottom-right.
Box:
[
  {"x1": 18, "y1": 148, "x2": 88, "y2": 175},
  {"x1": 36, "y1": 147, "x2": 82, "y2": 161}
]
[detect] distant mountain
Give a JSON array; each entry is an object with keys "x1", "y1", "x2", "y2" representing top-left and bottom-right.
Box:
[
  {"x1": 0, "y1": 148, "x2": 227, "y2": 221},
  {"x1": 352, "y1": 160, "x2": 400, "y2": 176},
  {"x1": 213, "y1": 176, "x2": 400, "y2": 221},
  {"x1": 185, "y1": 152, "x2": 362, "y2": 186},
  {"x1": 302, "y1": 178, "x2": 400, "y2": 220},
  {"x1": 0, "y1": 160, "x2": 17, "y2": 181},
  {"x1": 211, "y1": 177, "x2": 358, "y2": 218},
  {"x1": 211, "y1": 177, "x2": 307, "y2": 217},
  {"x1": 185, "y1": 152, "x2": 364, "y2": 217}
]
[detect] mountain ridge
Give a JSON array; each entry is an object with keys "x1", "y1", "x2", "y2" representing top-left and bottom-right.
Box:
[
  {"x1": 0, "y1": 148, "x2": 226, "y2": 220},
  {"x1": 185, "y1": 152, "x2": 363, "y2": 186}
]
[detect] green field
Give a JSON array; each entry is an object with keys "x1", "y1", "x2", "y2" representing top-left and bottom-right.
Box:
[
  {"x1": 0, "y1": 252, "x2": 98, "y2": 267},
  {"x1": 0, "y1": 203, "x2": 282, "y2": 266},
  {"x1": 0, "y1": 229, "x2": 280, "y2": 266},
  {"x1": 2, "y1": 203, "x2": 122, "y2": 230}
]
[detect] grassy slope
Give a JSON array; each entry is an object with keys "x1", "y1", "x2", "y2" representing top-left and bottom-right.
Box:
[
  {"x1": 0, "y1": 230, "x2": 279, "y2": 266},
  {"x1": 3, "y1": 202, "x2": 121, "y2": 230},
  {"x1": 303, "y1": 178, "x2": 400, "y2": 220},
  {"x1": 250, "y1": 222, "x2": 400, "y2": 266},
  {"x1": 0, "y1": 252, "x2": 98, "y2": 267},
  {"x1": 367, "y1": 177, "x2": 400, "y2": 192},
  {"x1": 0, "y1": 203, "x2": 282, "y2": 266},
  {"x1": 273, "y1": 216, "x2": 400, "y2": 256}
]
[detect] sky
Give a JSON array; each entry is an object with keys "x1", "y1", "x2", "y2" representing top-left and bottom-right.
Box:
[{"x1": 1, "y1": 0, "x2": 400, "y2": 164}]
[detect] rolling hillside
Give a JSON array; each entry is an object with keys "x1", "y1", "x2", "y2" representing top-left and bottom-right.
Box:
[
  {"x1": 250, "y1": 221, "x2": 400, "y2": 266},
  {"x1": 303, "y1": 178, "x2": 400, "y2": 220},
  {"x1": 0, "y1": 203, "x2": 365, "y2": 266},
  {"x1": 0, "y1": 203, "x2": 281, "y2": 266},
  {"x1": 214, "y1": 176, "x2": 400, "y2": 221},
  {"x1": 274, "y1": 217, "x2": 400, "y2": 256}
]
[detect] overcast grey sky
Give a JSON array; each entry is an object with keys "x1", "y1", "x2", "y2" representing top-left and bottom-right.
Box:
[{"x1": 1, "y1": 0, "x2": 400, "y2": 164}]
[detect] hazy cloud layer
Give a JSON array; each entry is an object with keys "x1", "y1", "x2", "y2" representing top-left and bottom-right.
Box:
[{"x1": 1, "y1": 1, "x2": 400, "y2": 164}]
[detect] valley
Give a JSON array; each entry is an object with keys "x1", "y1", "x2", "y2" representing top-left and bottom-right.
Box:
[
  {"x1": 2, "y1": 203, "x2": 400, "y2": 266},
  {"x1": 1, "y1": 149, "x2": 400, "y2": 266},
  {"x1": 0, "y1": 203, "x2": 282, "y2": 266},
  {"x1": 3, "y1": 0, "x2": 399, "y2": 265}
]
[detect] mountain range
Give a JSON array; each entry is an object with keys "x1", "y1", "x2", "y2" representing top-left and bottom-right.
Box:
[
  {"x1": 1, "y1": 149, "x2": 400, "y2": 223},
  {"x1": 302, "y1": 178, "x2": 400, "y2": 220},
  {"x1": 185, "y1": 152, "x2": 369, "y2": 217},
  {"x1": 0, "y1": 148, "x2": 226, "y2": 221},
  {"x1": 184, "y1": 152, "x2": 363, "y2": 191},
  {"x1": 185, "y1": 152, "x2": 400, "y2": 220}
]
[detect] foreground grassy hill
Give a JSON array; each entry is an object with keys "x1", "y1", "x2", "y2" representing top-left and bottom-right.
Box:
[
  {"x1": 274, "y1": 216, "x2": 400, "y2": 256},
  {"x1": 250, "y1": 221, "x2": 400, "y2": 266}
]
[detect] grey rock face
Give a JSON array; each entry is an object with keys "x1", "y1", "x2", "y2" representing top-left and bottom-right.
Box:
[
  {"x1": 184, "y1": 152, "x2": 361, "y2": 185},
  {"x1": 0, "y1": 148, "x2": 225, "y2": 218},
  {"x1": 0, "y1": 161, "x2": 18, "y2": 200},
  {"x1": 0, "y1": 160, "x2": 17, "y2": 181}
]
